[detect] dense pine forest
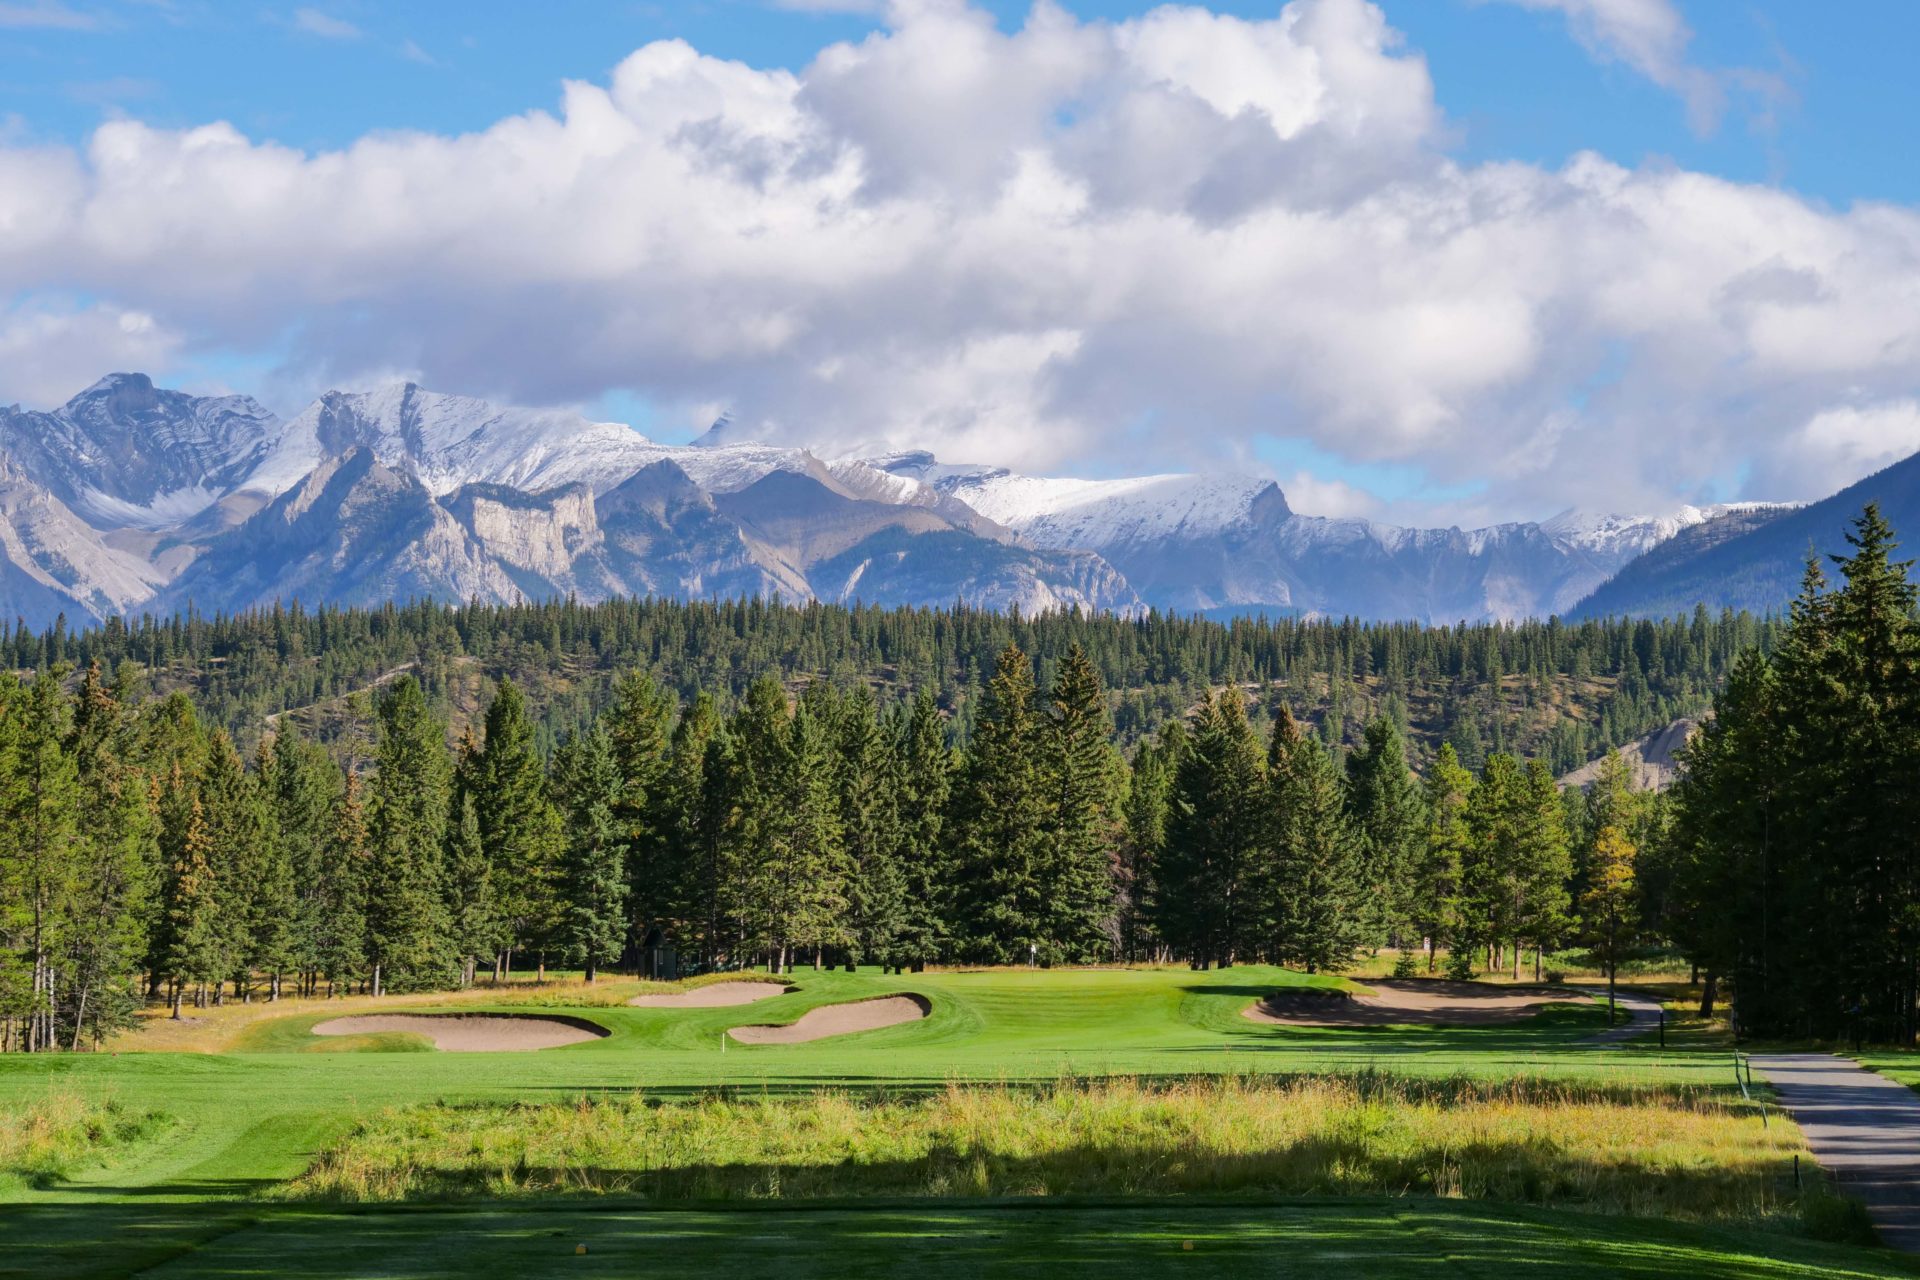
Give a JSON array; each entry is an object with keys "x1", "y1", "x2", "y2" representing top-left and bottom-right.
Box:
[
  {"x1": 0, "y1": 592, "x2": 1776, "y2": 1051},
  {"x1": 1671, "y1": 504, "x2": 1920, "y2": 1042},
  {"x1": 31, "y1": 595, "x2": 1776, "y2": 771}
]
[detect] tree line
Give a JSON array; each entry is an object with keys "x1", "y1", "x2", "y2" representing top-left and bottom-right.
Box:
[
  {"x1": 2, "y1": 620, "x2": 1682, "y2": 1050},
  {"x1": 29, "y1": 591, "x2": 1779, "y2": 774},
  {"x1": 1668, "y1": 504, "x2": 1920, "y2": 1041}
]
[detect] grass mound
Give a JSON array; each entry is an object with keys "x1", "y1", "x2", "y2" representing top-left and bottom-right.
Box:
[
  {"x1": 283, "y1": 1072, "x2": 1810, "y2": 1226},
  {"x1": 0, "y1": 1090, "x2": 171, "y2": 1192}
]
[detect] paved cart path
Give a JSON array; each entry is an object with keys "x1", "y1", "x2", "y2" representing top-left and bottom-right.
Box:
[
  {"x1": 1751, "y1": 1053, "x2": 1920, "y2": 1253},
  {"x1": 1575, "y1": 987, "x2": 1667, "y2": 1045}
]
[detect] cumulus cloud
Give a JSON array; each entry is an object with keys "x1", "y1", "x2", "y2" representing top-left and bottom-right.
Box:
[
  {"x1": 0, "y1": 300, "x2": 181, "y2": 407},
  {"x1": 1765, "y1": 402, "x2": 1920, "y2": 500},
  {"x1": 0, "y1": 0, "x2": 1914, "y2": 521}
]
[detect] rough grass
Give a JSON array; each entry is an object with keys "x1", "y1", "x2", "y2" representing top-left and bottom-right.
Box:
[
  {"x1": 0, "y1": 1090, "x2": 170, "y2": 1192},
  {"x1": 282, "y1": 1072, "x2": 1810, "y2": 1226}
]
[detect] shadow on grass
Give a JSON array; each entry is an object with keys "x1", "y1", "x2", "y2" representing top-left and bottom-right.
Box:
[{"x1": 6, "y1": 1193, "x2": 1914, "y2": 1280}]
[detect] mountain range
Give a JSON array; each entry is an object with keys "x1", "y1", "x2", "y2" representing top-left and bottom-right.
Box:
[{"x1": 0, "y1": 371, "x2": 1887, "y2": 632}]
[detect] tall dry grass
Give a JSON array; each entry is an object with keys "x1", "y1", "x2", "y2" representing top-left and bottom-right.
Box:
[
  {"x1": 0, "y1": 1089, "x2": 168, "y2": 1191},
  {"x1": 285, "y1": 1073, "x2": 1805, "y2": 1224}
]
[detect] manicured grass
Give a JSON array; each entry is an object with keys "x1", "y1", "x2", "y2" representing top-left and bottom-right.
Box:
[
  {"x1": 0, "y1": 965, "x2": 1899, "y2": 1277},
  {"x1": 6, "y1": 1197, "x2": 1917, "y2": 1279}
]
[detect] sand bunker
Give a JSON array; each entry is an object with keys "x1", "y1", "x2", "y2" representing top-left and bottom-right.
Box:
[
  {"x1": 1244, "y1": 979, "x2": 1580, "y2": 1028},
  {"x1": 311, "y1": 1013, "x2": 610, "y2": 1051},
  {"x1": 728, "y1": 994, "x2": 930, "y2": 1044},
  {"x1": 627, "y1": 981, "x2": 791, "y2": 1009}
]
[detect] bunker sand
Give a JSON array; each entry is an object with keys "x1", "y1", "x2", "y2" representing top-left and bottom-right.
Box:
[
  {"x1": 311, "y1": 1013, "x2": 609, "y2": 1051},
  {"x1": 728, "y1": 994, "x2": 929, "y2": 1044},
  {"x1": 1245, "y1": 979, "x2": 1582, "y2": 1028},
  {"x1": 628, "y1": 982, "x2": 790, "y2": 1008}
]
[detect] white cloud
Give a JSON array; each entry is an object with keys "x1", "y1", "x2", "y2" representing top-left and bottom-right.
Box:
[
  {"x1": 0, "y1": 300, "x2": 181, "y2": 407},
  {"x1": 0, "y1": 0, "x2": 1914, "y2": 521},
  {"x1": 1770, "y1": 402, "x2": 1920, "y2": 500},
  {"x1": 292, "y1": 7, "x2": 361, "y2": 40},
  {"x1": 1482, "y1": 0, "x2": 1784, "y2": 136}
]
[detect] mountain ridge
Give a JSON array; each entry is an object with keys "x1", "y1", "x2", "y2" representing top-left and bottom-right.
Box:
[{"x1": 0, "y1": 373, "x2": 1824, "y2": 629}]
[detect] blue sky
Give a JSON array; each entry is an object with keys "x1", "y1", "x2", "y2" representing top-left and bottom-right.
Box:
[
  {"x1": 8, "y1": 1, "x2": 1911, "y2": 206},
  {"x1": 5, "y1": 0, "x2": 1920, "y2": 525}
]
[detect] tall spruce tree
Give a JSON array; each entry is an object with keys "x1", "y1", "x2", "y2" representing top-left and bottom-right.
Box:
[
  {"x1": 63, "y1": 669, "x2": 156, "y2": 1046},
  {"x1": 313, "y1": 770, "x2": 370, "y2": 996},
  {"x1": 268, "y1": 722, "x2": 339, "y2": 997},
  {"x1": 1041, "y1": 643, "x2": 1123, "y2": 962},
  {"x1": 1415, "y1": 743, "x2": 1473, "y2": 973},
  {"x1": 1156, "y1": 690, "x2": 1266, "y2": 967},
  {"x1": 662, "y1": 692, "x2": 722, "y2": 966},
  {"x1": 444, "y1": 727, "x2": 504, "y2": 988},
  {"x1": 161, "y1": 796, "x2": 221, "y2": 1018},
  {"x1": 474, "y1": 678, "x2": 561, "y2": 976},
  {"x1": 836, "y1": 686, "x2": 907, "y2": 969},
  {"x1": 948, "y1": 646, "x2": 1049, "y2": 964},
  {"x1": 605, "y1": 672, "x2": 675, "y2": 948},
  {"x1": 1344, "y1": 716, "x2": 1426, "y2": 954},
  {"x1": 196, "y1": 732, "x2": 269, "y2": 1003},
  {"x1": 553, "y1": 727, "x2": 630, "y2": 982},
  {"x1": 365, "y1": 677, "x2": 453, "y2": 994},
  {"x1": 1268, "y1": 708, "x2": 1362, "y2": 973},
  {"x1": 1119, "y1": 720, "x2": 1184, "y2": 962},
  {"x1": 778, "y1": 688, "x2": 852, "y2": 969},
  {"x1": 894, "y1": 690, "x2": 952, "y2": 968}
]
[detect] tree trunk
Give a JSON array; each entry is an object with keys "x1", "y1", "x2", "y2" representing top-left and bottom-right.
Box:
[
  {"x1": 171, "y1": 985, "x2": 183, "y2": 1020},
  {"x1": 584, "y1": 959, "x2": 597, "y2": 984},
  {"x1": 71, "y1": 983, "x2": 91, "y2": 1051},
  {"x1": 372, "y1": 963, "x2": 383, "y2": 999},
  {"x1": 1699, "y1": 972, "x2": 1718, "y2": 1018}
]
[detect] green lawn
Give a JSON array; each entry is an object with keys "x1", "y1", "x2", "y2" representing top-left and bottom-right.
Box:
[
  {"x1": 0, "y1": 965, "x2": 1896, "y2": 1277},
  {"x1": 7, "y1": 1197, "x2": 1916, "y2": 1279}
]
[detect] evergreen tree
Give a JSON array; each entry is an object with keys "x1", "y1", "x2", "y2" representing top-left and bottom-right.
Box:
[
  {"x1": 269, "y1": 721, "x2": 338, "y2": 998},
  {"x1": 836, "y1": 686, "x2": 907, "y2": 968},
  {"x1": 948, "y1": 647, "x2": 1049, "y2": 964},
  {"x1": 1414, "y1": 743, "x2": 1473, "y2": 973},
  {"x1": 1040, "y1": 643, "x2": 1123, "y2": 961},
  {"x1": 364, "y1": 677, "x2": 453, "y2": 994},
  {"x1": 196, "y1": 733, "x2": 274, "y2": 1002},
  {"x1": 1268, "y1": 709, "x2": 1362, "y2": 974},
  {"x1": 779, "y1": 687, "x2": 852, "y2": 969},
  {"x1": 1156, "y1": 691, "x2": 1266, "y2": 967},
  {"x1": 894, "y1": 690, "x2": 952, "y2": 968},
  {"x1": 605, "y1": 671, "x2": 675, "y2": 948},
  {"x1": 313, "y1": 771, "x2": 370, "y2": 996},
  {"x1": 662, "y1": 692, "x2": 722, "y2": 966},
  {"x1": 474, "y1": 678, "x2": 561, "y2": 976},
  {"x1": 1582, "y1": 823, "x2": 1637, "y2": 1025},
  {"x1": 552, "y1": 727, "x2": 629, "y2": 982},
  {"x1": 161, "y1": 797, "x2": 221, "y2": 1018},
  {"x1": 1344, "y1": 716, "x2": 1426, "y2": 954},
  {"x1": 1118, "y1": 720, "x2": 1184, "y2": 962},
  {"x1": 444, "y1": 729, "x2": 502, "y2": 988},
  {"x1": 63, "y1": 671, "x2": 156, "y2": 1047},
  {"x1": 0, "y1": 674, "x2": 77, "y2": 1049}
]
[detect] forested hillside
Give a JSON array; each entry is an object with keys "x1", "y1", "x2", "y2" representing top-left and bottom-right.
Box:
[
  {"x1": 35, "y1": 596, "x2": 1778, "y2": 775},
  {"x1": 0, "y1": 593, "x2": 1784, "y2": 1050}
]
